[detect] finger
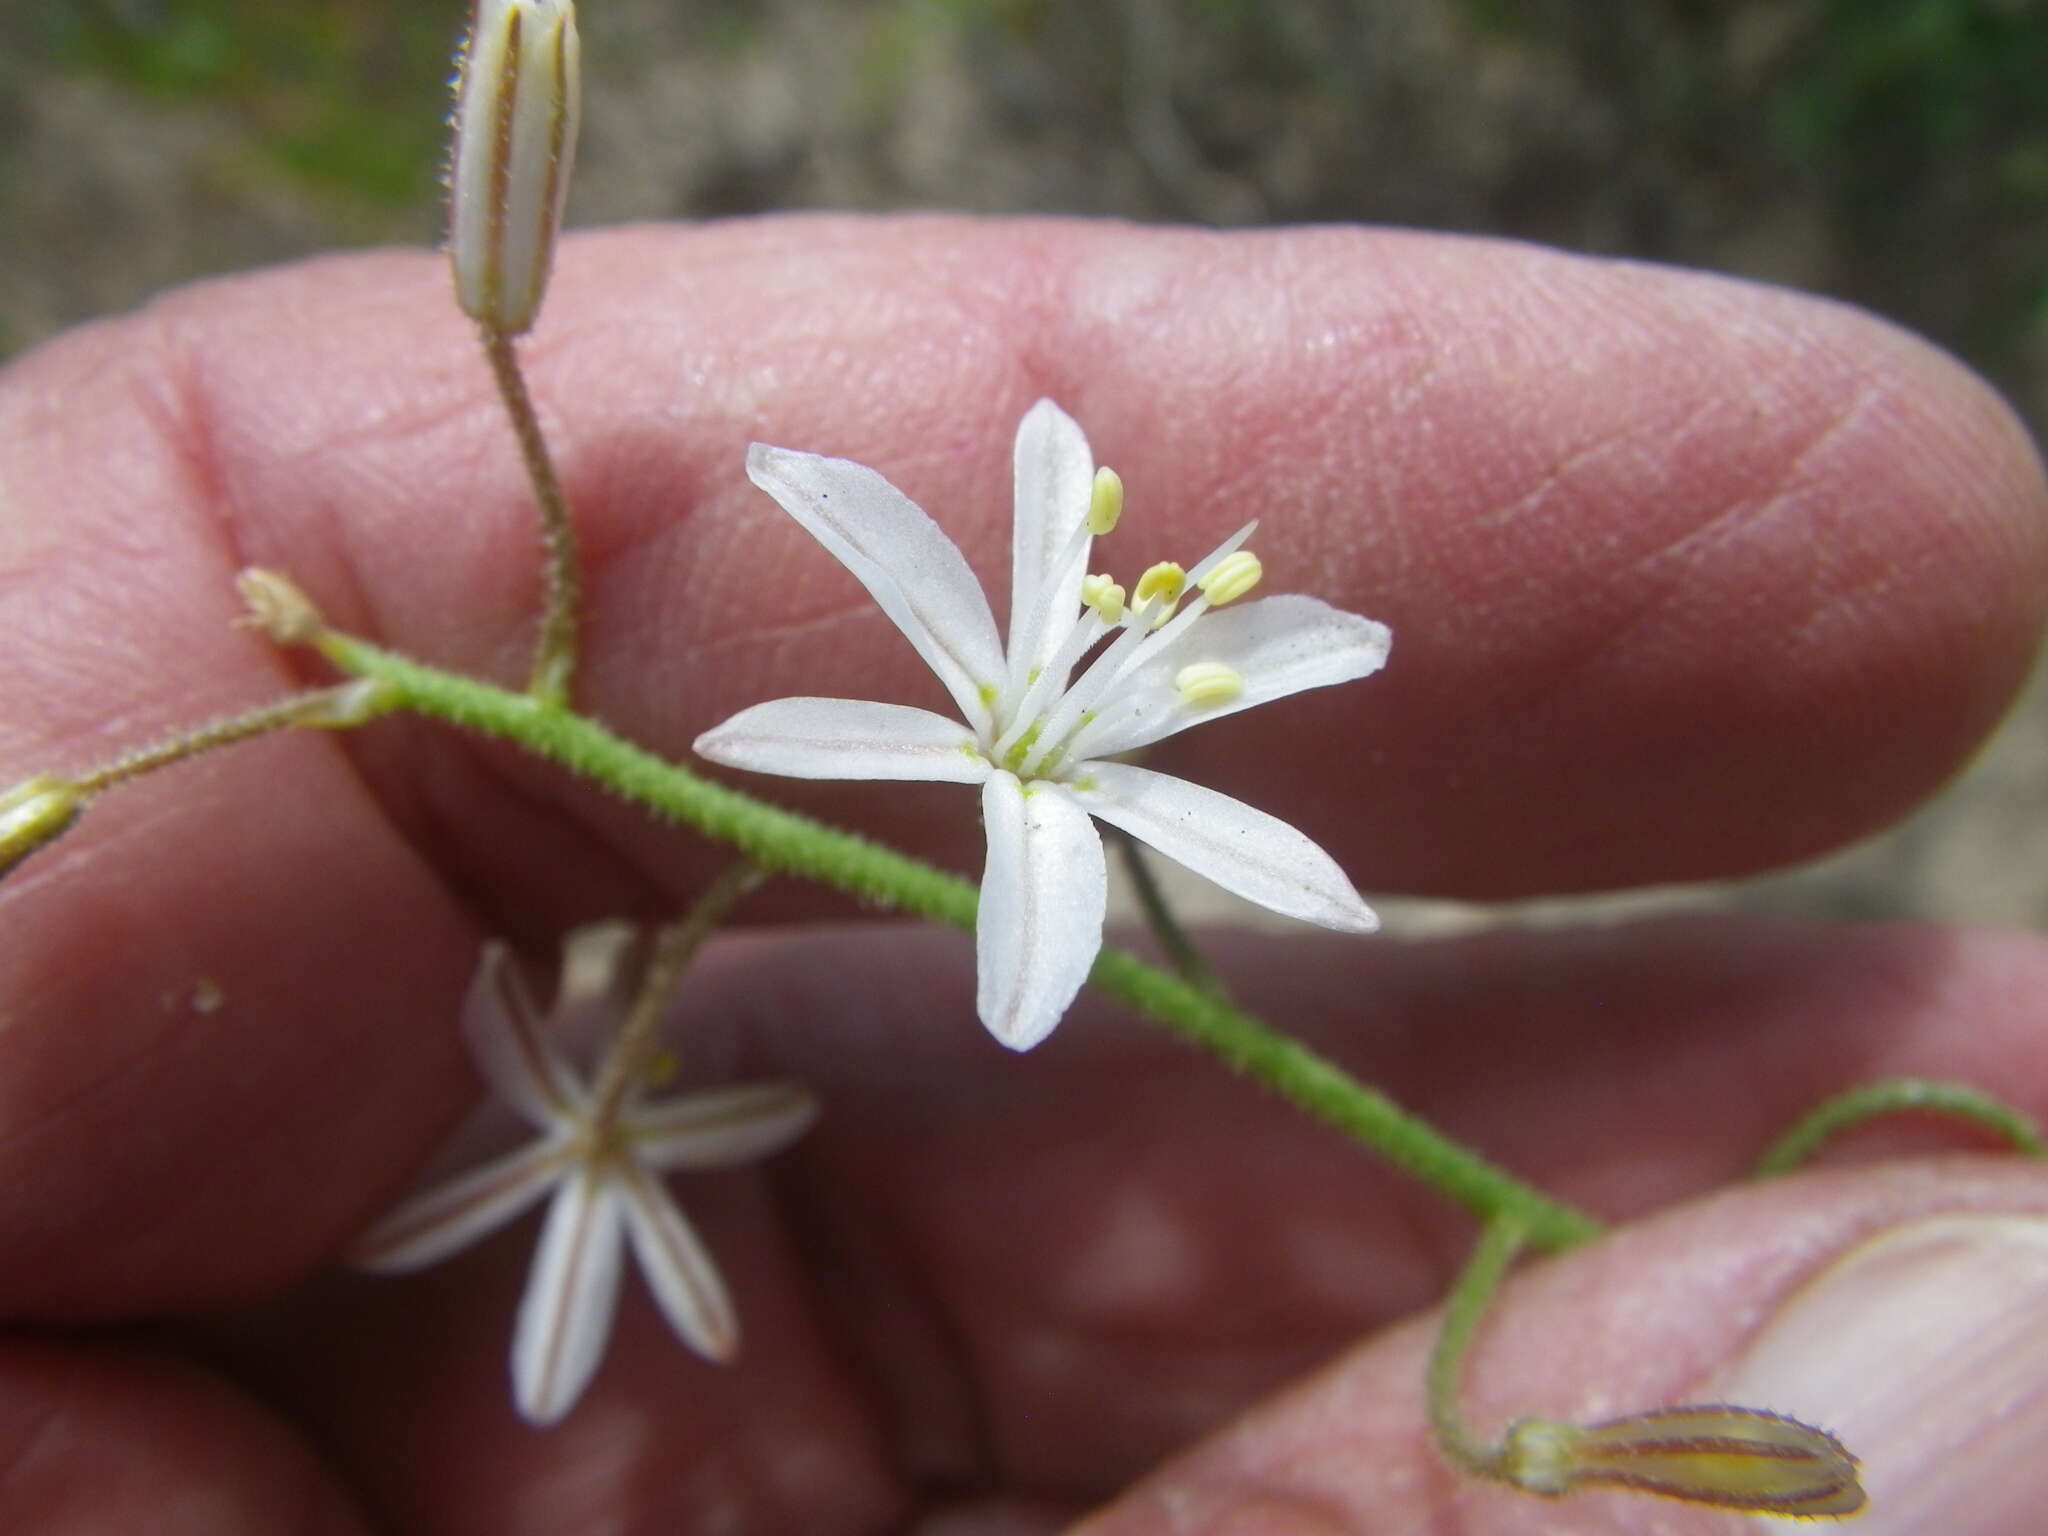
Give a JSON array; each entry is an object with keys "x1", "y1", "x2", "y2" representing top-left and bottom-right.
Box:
[
  {"x1": 1070, "y1": 1160, "x2": 2048, "y2": 1536},
  {"x1": 217, "y1": 1175, "x2": 910, "y2": 1536},
  {"x1": 0, "y1": 222, "x2": 2039, "y2": 1308},
  {"x1": 659, "y1": 917, "x2": 2048, "y2": 1498},
  {"x1": 3, "y1": 223, "x2": 2039, "y2": 916},
  {"x1": 228, "y1": 917, "x2": 2048, "y2": 1523},
  {"x1": 0, "y1": 1337, "x2": 370, "y2": 1535}
]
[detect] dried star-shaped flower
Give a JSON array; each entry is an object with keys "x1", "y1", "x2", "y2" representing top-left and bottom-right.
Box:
[
  {"x1": 694, "y1": 400, "x2": 1391, "y2": 1050},
  {"x1": 352, "y1": 936, "x2": 815, "y2": 1425}
]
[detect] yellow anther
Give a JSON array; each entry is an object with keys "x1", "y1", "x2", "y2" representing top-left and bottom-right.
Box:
[
  {"x1": 1133, "y1": 562, "x2": 1184, "y2": 606},
  {"x1": 1198, "y1": 550, "x2": 1263, "y2": 606},
  {"x1": 1087, "y1": 466, "x2": 1124, "y2": 535},
  {"x1": 1174, "y1": 661, "x2": 1244, "y2": 708},
  {"x1": 1080, "y1": 573, "x2": 1126, "y2": 624},
  {"x1": 643, "y1": 1045, "x2": 682, "y2": 1088},
  {"x1": 0, "y1": 775, "x2": 83, "y2": 881},
  {"x1": 1133, "y1": 561, "x2": 1185, "y2": 625}
]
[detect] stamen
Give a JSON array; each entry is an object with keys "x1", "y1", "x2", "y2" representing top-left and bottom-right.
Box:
[
  {"x1": 1006, "y1": 481, "x2": 1110, "y2": 699},
  {"x1": 1197, "y1": 550, "x2": 1261, "y2": 606},
  {"x1": 1132, "y1": 562, "x2": 1185, "y2": 627},
  {"x1": 1174, "y1": 662, "x2": 1243, "y2": 707},
  {"x1": 1080, "y1": 573, "x2": 1126, "y2": 625},
  {"x1": 1184, "y1": 520, "x2": 1259, "y2": 587},
  {"x1": 1017, "y1": 590, "x2": 1171, "y2": 772},
  {"x1": 1016, "y1": 524, "x2": 1263, "y2": 779},
  {"x1": 1001, "y1": 721, "x2": 1045, "y2": 771},
  {"x1": 644, "y1": 1046, "x2": 681, "y2": 1088},
  {"x1": 990, "y1": 607, "x2": 1114, "y2": 761},
  {"x1": 1087, "y1": 467, "x2": 1124, "y2": 535}
]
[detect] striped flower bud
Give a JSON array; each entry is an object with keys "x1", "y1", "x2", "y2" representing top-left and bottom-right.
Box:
[
  {"x1": 0, "y1": 775, "x2": 82, "y2": 881},
  {"x1": 448, "y1": 0, "x2": 581, "y2": 335},
  {"x1": 1500, "y1": 1405, "x2": 1865, "y2": 1518}
]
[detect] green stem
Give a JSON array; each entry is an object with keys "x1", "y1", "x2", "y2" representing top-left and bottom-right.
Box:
[
  {"x1": 1426, "y1": 1214, "x2": 1527, "y2": 1478},
  {"x1": 316, "y1": 627, "x2": 1602, "y2": 1252},
  {"x1": 1755, "y1": 1077, "x2": 2047, "y2": 1177},
  {"x1": 74, "y1": 682, "x2": 393, "y2": 795},
  {"x1": 481, "y1": 325, "x2": 580, "y2": 711},
  {"x1": 591, "y1": 861, "x2": 763, "y2": 1123},
  {"x1": 1113, "y1": 828, "x2": 1230, "y2": 1002},
  {"x1": 1088, "y1": 949, "x2": 1595, "y2": 1248}
]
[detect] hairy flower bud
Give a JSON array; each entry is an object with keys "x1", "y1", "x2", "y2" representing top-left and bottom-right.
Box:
[
  {"x1": 449, "y1": 0, "x2": 582, "y2": 334},
  {"x1": 0, "y1": 775, "x2": 82, "y2": 881},
  {"x1": 1500, "y1": 1405, "x2": 1865, "y2": 1518}
]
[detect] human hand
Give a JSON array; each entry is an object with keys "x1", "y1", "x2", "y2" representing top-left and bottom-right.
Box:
[{"x1": 1, "y1": 220, "x2": 2045, "y2": 1533}]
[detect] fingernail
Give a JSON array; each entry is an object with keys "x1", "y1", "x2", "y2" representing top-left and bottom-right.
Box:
[{"x1": 1716, "y1": 1213, "x2": 2048, "y2": 1533}]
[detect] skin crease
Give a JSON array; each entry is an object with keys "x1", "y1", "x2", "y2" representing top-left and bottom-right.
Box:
[{"x1": 0, "y1": 217, "x2": 2041, "y2": 1531}]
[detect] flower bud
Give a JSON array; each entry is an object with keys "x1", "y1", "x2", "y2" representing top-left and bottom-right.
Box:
[
  {"x1": 449, "y1": 0, "x2": 582, "y2": 334},
  {"x1": 1500, "y1": 1405, "x2": 1864, "y2": 1518},
  {"x1": 0, "y1": 775, "x2": 82, "y2": 881}
]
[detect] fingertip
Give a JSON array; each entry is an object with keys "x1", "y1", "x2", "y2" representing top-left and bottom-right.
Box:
[
  {"x1": 0, "y1": 1341, "x2": 373, "y2": 1536},
  {"x1": 1053, "y1": 229, "x2": 2048, "y2": 894},
  {"x1": 1076, "y1": 1161, "x2": 2048, "y2": 1535},
  {"x1": 1717, "y1": 1211, "x2": 2048, "y2": 1535}
]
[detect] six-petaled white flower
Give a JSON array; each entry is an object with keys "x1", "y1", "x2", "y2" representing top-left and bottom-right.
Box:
[
  {"x1": 351, "y1": 934, "x2": 816, "y2": 1425},
  {"x1": 694, "y1": 400, "x2": 1391, "y2": 1051}
]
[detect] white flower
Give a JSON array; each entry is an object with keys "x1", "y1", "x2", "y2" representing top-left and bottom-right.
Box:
[
  {"x1": 351, "y1": 935, "x2": 815, "y2": 1425},
  {"x1": 694, "y1": 400, "x2": 1391, "y2": 1051}
]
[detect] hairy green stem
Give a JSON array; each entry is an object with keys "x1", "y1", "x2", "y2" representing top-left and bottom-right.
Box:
[
  {"x1": 592, "y1": 861, "x2": 764, "y2": 1123},
  {"x1": 481, "y1": 325, "x2": 580, "y2": 710},
  {"x1": 74, "y1": 682, "x2": 393, "y2": 795},
  {"x1": 1113, "y1": 828, "x2": 1230, "y2": 1002},
  {"x1": 316, "y1": 627, "x2": 1602, "y2": 1252},
  {"x1": 1755, "y1": 1076, "x2": 2047, "y2": 1177},
  {"x1": 1426, "y1": 1214, "x2": 1527, "y2": 1478}
]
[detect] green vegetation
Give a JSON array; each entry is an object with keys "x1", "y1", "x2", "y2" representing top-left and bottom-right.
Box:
[
  {"x1": 48, "y1": 0, "x2": 452, "y2": 206},
  {"x1": 14, "y1": 0, "x2": 2048, "y2": 405}
]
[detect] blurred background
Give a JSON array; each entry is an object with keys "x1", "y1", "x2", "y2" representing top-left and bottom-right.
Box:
[{"x1": 5, "y1": 0, "x2": 2048, "y2": 928}]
